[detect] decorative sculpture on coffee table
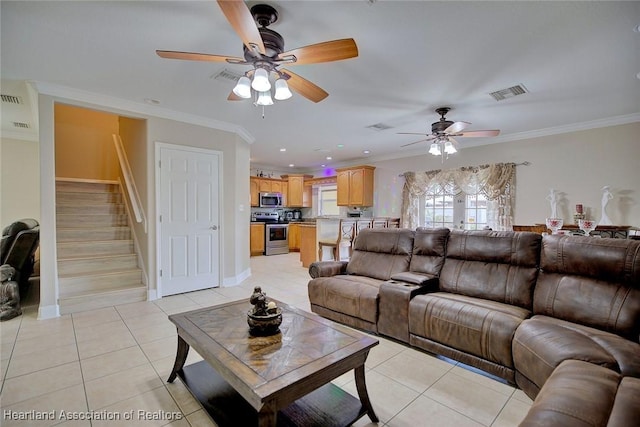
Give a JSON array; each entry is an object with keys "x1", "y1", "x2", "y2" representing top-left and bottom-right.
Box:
[
  {"x1": 0, "y1": 265, "x2": 22, "y2": 321},
  {"x1": 600, "y1": 186, "x2": 613, "y2": 225},
  {"x1": 247, "y1": 286, "x2": 282, "y2": 336}
]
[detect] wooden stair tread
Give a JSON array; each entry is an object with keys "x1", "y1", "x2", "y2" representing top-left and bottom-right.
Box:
[
  {"x1": 58, "y1": 267, "x2": 141, "y2": 280},
  {"x1": 57, "y1": 253, "x2": 137, "y2": 262},
  {"x1": 59, "y1": 282, "x2": 146, "y2": 299}
]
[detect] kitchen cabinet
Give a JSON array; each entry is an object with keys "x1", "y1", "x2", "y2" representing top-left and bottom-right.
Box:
[
  {"x1": 250, "y1": 177, "x2": 284, "y2": 207},
  {"x1": 250, "y1": 178, "x2": 260, "y2": 207},
  {"x1": 299, "y1": 224, "x2": 317, "y2": 267},
  {"x1": 336, "y1": 165, "x2": 375, "y2": 206},
  {"x1": 281, "y1": 174, "x2": 312, "y2": 207},
  {"x1": 250, "y1": 223, "x2": 265, "y2": 256},
  {"x1": 288, "y1": 223, "x2": 300, "y2": 251}
]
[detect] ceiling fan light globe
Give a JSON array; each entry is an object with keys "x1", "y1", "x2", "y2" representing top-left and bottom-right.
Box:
[
  {"x1": 444, "y1": 141, "x2": 457, "y2": 154},
  {"x1": 274, "y1": 78, "x2": 293, "y2": 100},
  {"x1": 429, "y1": 143, "x2": 441, "y2": 156},
  {"x1": 256, "y1": 91, "x2": 274, "y2": 106},
  {"x1": 251, "y1": 68, "x2": 271, "y2": 92},
  {"x1": 232, "y1": 76, "x2": 252, "y2": 98}
]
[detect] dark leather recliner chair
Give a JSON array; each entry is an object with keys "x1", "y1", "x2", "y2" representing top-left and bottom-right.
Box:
[{"x1": 1, "y1": 219, "x2": 40, "y2": 296}]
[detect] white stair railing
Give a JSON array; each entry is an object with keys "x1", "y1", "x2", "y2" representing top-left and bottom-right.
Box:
[{"x1": 113, "y1": 134, "x2": 147, "y2": 232}]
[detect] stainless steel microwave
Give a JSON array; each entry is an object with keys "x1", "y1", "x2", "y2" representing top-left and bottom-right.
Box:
[{"x1": 259, "y1": 192, "x2": 283, "y2": 208}]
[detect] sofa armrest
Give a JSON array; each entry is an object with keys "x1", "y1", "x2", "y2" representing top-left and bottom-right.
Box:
[
  {"x1": 390, "y1": 271, "x2": 439, "y2": 288},
  {"x1": 309, "y1": 261, "x2": 349, "y2": 278}
]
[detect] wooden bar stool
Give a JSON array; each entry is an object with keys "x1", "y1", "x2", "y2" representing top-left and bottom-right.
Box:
[{"x1": 318, "y1": 219, "x2": 356, "y2": 261}]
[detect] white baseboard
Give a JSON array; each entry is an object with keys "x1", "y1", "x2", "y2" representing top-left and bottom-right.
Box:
[
  {"x1": 222, "y1": 268, "x2": 251, "y2": 287},
  {"x1": 38, "y1": 304, "x2": 60, "y2": 320},
  {"x1": 147, "y1": 289, "x2": 158, "y2": 301}
]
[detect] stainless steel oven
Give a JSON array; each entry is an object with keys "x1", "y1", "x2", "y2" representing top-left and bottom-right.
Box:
[{"x1": 265, "y1": 223, "x2": 289, "y2": 255}]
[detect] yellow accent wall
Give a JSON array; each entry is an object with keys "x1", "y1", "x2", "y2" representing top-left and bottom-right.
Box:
[{"x1": 54, "y1": 104, "x2": 119, "y2": 180}]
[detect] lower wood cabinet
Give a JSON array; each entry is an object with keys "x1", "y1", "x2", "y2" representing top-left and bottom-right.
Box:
[
  {"x1": 288, "y1": 223, "x2": 300, "y2": 251},
  {"x1": 250, "y1": 223, "x2": 265, "y2": 256}
]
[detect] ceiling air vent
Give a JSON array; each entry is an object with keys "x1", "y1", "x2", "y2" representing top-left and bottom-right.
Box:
[
  {"x1": 1, "y1": 94, "x2": 23, "y2": 104},
  {"x1": 212, "y1": 68, "x2": 244, "y2": 83},
  {"x1": 12, "y1": 122, "x2": 30, "y2": 129},
  {"x1": 489, "y1": 84, "x2": 528, "y2": 101},
  {"x1": 366, "y1": 122, "x2": 393, "y2": 131}
]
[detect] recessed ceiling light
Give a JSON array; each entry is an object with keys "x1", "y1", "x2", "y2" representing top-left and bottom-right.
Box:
[
  {"x1": 289, "y1": 164, "x2": 295, "y2": 167},
  {"x1": 363, "y1": 150, "x2": 371, "y2": 154},
  {"x1": 279, "y1": 148, "x2": 286, "y2": 152},
  {"x1": 321, "y1": 164, "x2": 326, "y2": 167},
  {"x1": 326, "y1": 156, "x2": 332, "y2": 160},
  {"x1": 144, "y1": 98, "x2": 160, "y2": 105},
  {"x1": 337, "y1": 144, "x2": 344, "y2": 148}
]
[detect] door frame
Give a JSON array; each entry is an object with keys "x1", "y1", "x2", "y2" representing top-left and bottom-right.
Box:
[{"x1": 154, "y1": 141, "x2": 224, "y2": 299}]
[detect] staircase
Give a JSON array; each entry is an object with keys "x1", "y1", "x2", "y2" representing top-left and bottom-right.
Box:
[{"x1": 56, "y1": 180, "x2": 146, "y2": 314}]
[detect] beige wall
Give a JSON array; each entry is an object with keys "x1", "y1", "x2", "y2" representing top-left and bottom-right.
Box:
[
  {"x1": 55, "y1": 104, "x2": 119, "y2": 180},
  {"x1": 370, "y1": 122, "x2": 640, "y2": 227},
  {"x1": 0, "y1": 137, "x2": 41, "y2": 227},
  {"x1": 146, "y1": 117, "x2": 251, "y2": 295}
]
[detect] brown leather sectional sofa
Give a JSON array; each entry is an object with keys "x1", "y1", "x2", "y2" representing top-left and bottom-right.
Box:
[{"x1": 308, "y1": 228, "x2": 640, "y2": 426}]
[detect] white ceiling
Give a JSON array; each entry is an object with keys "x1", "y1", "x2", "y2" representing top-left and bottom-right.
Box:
[{"x1": 2, "y1": 1, "x2": 639, "y2": 170}]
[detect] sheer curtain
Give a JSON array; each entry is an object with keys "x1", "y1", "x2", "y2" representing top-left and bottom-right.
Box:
[{"x1": 401, "y1": 162, "x2": 516, "y2": 230}]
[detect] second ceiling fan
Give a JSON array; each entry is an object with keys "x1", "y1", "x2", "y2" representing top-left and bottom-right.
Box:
[
  {"x1": 399, "y1": 107, "x2": 501, "y2": 155},
  {"x1": 156, "y1": 1, "x2": 358, "y2": 103}
]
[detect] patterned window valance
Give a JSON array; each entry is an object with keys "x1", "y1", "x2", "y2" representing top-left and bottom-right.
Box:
[{"x1": 401, "y1": 162, "x2": 516, "y2": 230}]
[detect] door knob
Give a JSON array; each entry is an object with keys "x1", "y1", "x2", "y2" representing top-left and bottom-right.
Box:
[{"x1": 210, "y1": 225, "x2": 218, "y2": 230}]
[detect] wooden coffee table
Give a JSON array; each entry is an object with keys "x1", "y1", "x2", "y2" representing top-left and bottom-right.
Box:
[{"x1": 167, "y1": 299, "x2": 379, "y2": 427}]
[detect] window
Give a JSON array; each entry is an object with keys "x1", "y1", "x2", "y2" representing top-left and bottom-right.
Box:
[
  {"x1": 465, "y1": 193, "x2": 488, "y2": 230},
  {"x1": 318, "y1": 186, "x2": 339, "y2": 216},
  {"x1": 423, "y1": 182, "x2": 457, "y2": 229},
  {"x1": 422, "y1": 182, "x2": 487, "y2": 230}
]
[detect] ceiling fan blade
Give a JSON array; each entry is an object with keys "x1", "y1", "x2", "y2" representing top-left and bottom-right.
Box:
[
  {"x1": 217, "y1": 0, "x2": 266, "y2": 55},
  {"x1": 457, "y1": 129, "x2": 501, "y2": 137},
  {"x1": 444, "y1": 121, "x2": 471, "y2": 134},
  {"x1": 280, "y1": 68, "x2": 328, "y2": 103},
  {"x1": 156, "y1": 50, "x2": 244, "y2": 63},
  {"x1": 278, "y1": 38, "x2": 358, "y2": 65},
  {"x1": 401, "y1": 139, "x2": 431, "y2": 147}
]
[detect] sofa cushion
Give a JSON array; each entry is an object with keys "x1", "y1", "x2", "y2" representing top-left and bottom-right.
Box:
[
  {"x1": 409, "y1": 292, "x2": 531, "y2": 368},
  {"x1": 439, "y1": 230, "x2": 541, "y2": 309},
  {"x1": 308, "y1": 275, "x2": 384, "y2": 324},
  {"x1": 534, "y1": 235, "x2": 640, "y2": 341},
  {"x1": 346, "y1": 228, "x2": 414, "y2": 280},
  {"x1": 520, "y1": 360, "x2": 640, "y2": 427},
  {"x1": 513, "y1": 315, "x2": 640, "y2": 397},
  {"x1": 409, "y1": 228, "x2": 449, "y2": 276}
]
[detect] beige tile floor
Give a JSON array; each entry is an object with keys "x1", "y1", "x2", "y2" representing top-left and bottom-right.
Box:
[{"x1": 0, "y1": 253, "x2": 532, "y2": 427}]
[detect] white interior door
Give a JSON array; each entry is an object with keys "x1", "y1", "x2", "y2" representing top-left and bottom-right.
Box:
[{"x1": 159, "y1": 146, "x2": 221, "y2": 296}]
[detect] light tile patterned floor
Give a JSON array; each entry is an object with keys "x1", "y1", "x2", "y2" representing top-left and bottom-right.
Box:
[{"x1": 0, "y1": 253, "x2": 532, "y2": 426}]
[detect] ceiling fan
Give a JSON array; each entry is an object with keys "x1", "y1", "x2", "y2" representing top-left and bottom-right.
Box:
[
  {"x1": 156, "y1": 1, "x2": 358, "y2": 104},
  {"x1": 399, "y1": 107, "x2": 500, "y2": 156}
]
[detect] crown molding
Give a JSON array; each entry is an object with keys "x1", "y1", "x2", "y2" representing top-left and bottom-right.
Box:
[
  {"x1": 29, "y1": 81, "x2": 255, "y2": 144},
  {"x1": 361, "y1": 112, "x2": 640, "y2": 164},
  {"x1": 478, "y1": 112, "x2": 640, "y2": 146}
]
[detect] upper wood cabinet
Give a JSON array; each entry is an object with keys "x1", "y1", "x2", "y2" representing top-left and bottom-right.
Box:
[
  {"x1": 281, "y1": 174, "x2": 313, "y2": 207},
  {"x1": 250, "y1": 178, "x2": 260, "y2": 207},
  {"x1": 250, "y1": 177, "x2": 284, "y2": 207},
  {"x1": 336, "y1": 165, "x2": 375, "y2": 206}
]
